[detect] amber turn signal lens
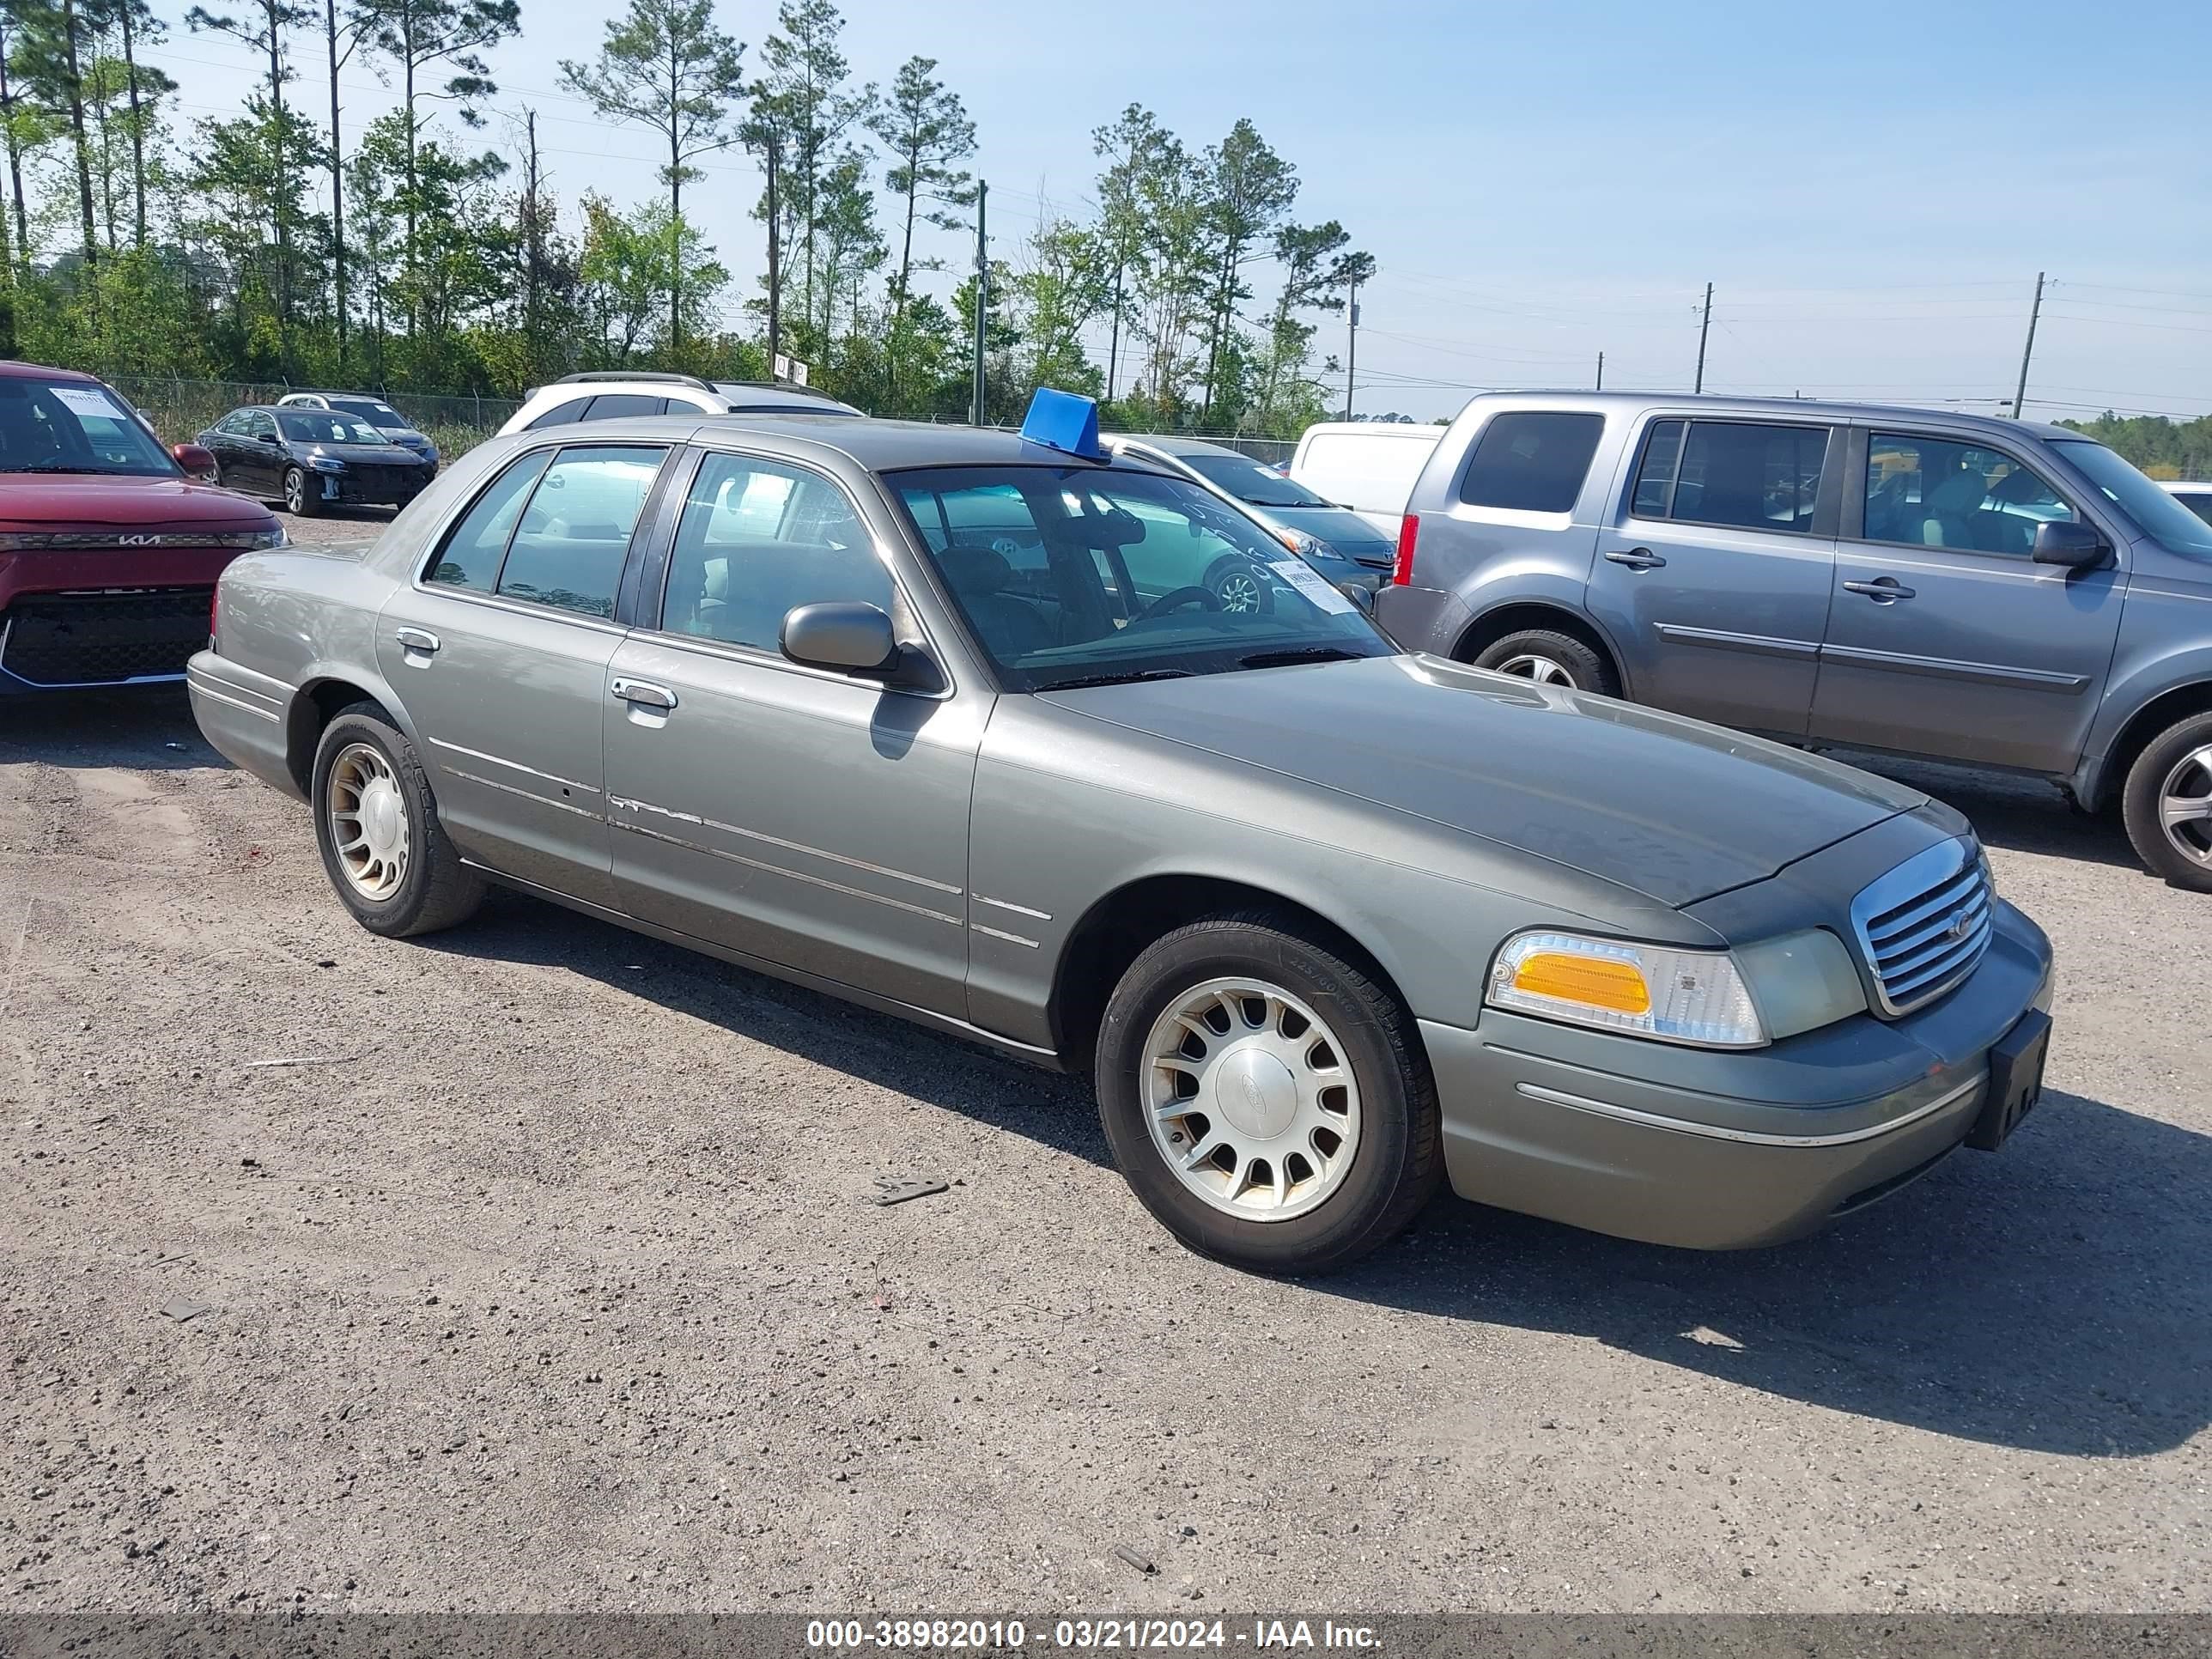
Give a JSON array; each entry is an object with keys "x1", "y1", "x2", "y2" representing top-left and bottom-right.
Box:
[{"x1": 1511, "y1": 951, "x2": 1652, "y2": 1015}]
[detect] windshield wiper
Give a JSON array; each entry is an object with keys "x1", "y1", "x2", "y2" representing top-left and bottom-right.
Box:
[
  {"x1": 0, "y1": 461, "x2": 104, "y2": 474},
  {"x1": 1237, "y1": 647, "x2": 1366, "y2": 670},
  {"x1": 1033, "y1": 667, "x2": 1196, "y2": 692}
]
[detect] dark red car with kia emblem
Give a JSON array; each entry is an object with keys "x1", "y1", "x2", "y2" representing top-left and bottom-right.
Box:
[{"x1": 0, "y1": 361, "x2": 284, "y2": 695}]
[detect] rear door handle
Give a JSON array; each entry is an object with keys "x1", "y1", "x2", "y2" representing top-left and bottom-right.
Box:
[
  {"x1": 1843, "y1": 578, "x2": 1916, "y2": 603},
  {"x1": 611, "y1": 678, "x2": 678, "y2": 711},
  {"x1": 1605, "y1": 548, "x2": 1666, "y2": 570},
  {"x1": 393, "y1": 626, "x2": 440, "y2": 654}
]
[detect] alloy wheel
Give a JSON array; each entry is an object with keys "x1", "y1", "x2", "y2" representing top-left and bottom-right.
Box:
[
  {"x1": 327, "y1": 742, "x2": 410, "y2": 901},
  {"x1": 1492, "y1": 653, "x2": 1578, "y2": 686},
  {"x1": 1143, "y1": 976, "x2": 1362, "y2": 1222},
  {"x1": 285, "y1": 469, "x2": 307, "y2": 513},
  {"x1": 1213, "y1": 566, "x2": 1266, "y2": 615},
  {"x1": 2158, "y1": 744, "x2": 2212, "y2": 868}
]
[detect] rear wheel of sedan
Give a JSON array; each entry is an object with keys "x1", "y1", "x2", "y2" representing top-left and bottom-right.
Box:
[
  {"x1": 1469, "y1": 627, "x2": 1617, "y2": 696},
  {"x1": 1094, "y1": 913, "x2": 1442, "y2": 1275},
  {"x1": 311, "y1": 703, "x2": 484, "y2": 937},
  {"x1": 283, "y1": 465, "x2": 323, "y2": 517},
  {"x1": 2120, "y1": 708, "x2": 2212, "y2": 893}
]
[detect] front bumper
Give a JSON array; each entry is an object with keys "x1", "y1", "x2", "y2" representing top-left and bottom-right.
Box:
[
  {"x1": 316, "y1": 467, "x2": 431, "y2": 507},
  {"x1": 1424, "y1": 899, "x2": 2054, "y2": 1249},
  {"x1": 0, "y1": 586, "x2": 216, "y2": 692}
]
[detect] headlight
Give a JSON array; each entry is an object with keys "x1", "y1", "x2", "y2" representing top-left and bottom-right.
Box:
[
  {"x1": 1487, "y1": 930, "x2": 1765, "y2": 1048},
  {"x1": 1271, "y1": 526, "x2": 1322, "y2": 557},
  {"x1": 246, "y1": 526, "x2": 289, "y2": 550},
  {"x1": 307, "y1": 454, "x2": 346, "y2": 473}
]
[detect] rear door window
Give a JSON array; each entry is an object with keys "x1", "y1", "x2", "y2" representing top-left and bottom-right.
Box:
[
  {"x1": 1458, "y1": 410, "x2": 1605, "y2": 513},
  {"x1": 1631, "y1": 419, "x2": 1829, "y2": 533},
  {"x1": 492, "y1": 446, "x2": 666, "y2": 617},
  {"x1": 426, "y1": 450, "x2": 556, "y2": 592},
  {"x1": 583, "y1": 394, "x2": 668, "y2": 421}
]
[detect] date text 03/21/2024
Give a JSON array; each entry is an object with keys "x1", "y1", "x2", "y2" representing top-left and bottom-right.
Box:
[{"x1": 805, "y1": 1620, "x2": 1382, "y2": 1650}]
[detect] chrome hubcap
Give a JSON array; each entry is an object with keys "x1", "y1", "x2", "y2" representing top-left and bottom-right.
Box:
[
  {"x1": 1494, "y1": 653, "x2": 1577, "y2": 686},
  {"x1": 1144, "y1": 977, "x2": 1361, "y2": 1222},
  {"x1": 2159, "y1": 744, "x2": 2212, "y2": 867},
  {"x1": 328, "y1": 743, "x2": 410, "y2": 901},
  {"x1": 1215, "y1": 568, "x2": 1265, "y2": 614}
]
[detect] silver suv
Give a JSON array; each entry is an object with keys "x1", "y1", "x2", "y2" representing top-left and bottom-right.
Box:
[{"x1": 1374, "y1": 392, "x2": 2212, "y2": 890}]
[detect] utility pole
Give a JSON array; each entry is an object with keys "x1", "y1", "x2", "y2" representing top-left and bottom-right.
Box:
[
  {"x1": 1595, "y1": 351, "x2": 1604, "y2": 391},
  {"x1": 969, "y1": 179, "x2": 988, "y2": 426},
  {"x1": 1693, "y1": 282, "x2": 1713, "y2": 393},
  {"x1": 764, "y1": 134, "x2": 781, "y2": 375},
  {"x1": 2012, "y1": 271, "x2": 2045, "y2": 419},
  {"x1": 1342, "y1": 278, "x2": 1360, "y2": 421}
]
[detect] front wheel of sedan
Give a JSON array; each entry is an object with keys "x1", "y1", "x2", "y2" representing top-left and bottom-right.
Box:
[
  {"x1": 2120, "y1": 708, "x2": 2212, "y2": 893},
  {"x1": 1095, "y1": 913, "x2": 1442, "y2": 1275},
  {"x1": 283, "y1": 465, "x2": 324, "y2": 517},
  {"x1": 312, "y1": 703, "x2": 485, "y2": 937}
]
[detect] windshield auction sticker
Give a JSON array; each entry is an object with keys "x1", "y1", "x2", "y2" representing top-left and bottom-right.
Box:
[{"x1": 52, "y1": 386, "x2": 128, "y2": 422}]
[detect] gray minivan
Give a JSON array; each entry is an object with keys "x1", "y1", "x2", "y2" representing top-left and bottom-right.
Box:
[{"x1": 1374, "y1": 392, "x2": 2212, "y2": 890}]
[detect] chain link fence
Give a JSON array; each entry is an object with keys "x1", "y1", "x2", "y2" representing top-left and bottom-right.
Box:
[
  {"x1": 94, "y1": 372, "x2": 1304, "y2": 470},
  {"x1": 99, "y1": 374, "x2": 523, "y2": 458}
]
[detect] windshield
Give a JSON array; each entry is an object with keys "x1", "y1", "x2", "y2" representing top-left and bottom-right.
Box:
[
  {"x1": 2053, "y1": 441, "x2": 2212, "y2": 556},
  {"x1": 888, "y1": 464, "x2": 1394, "y2": 692},
  {"x1": 328, "y1": 397, "x2": 409, "y2": 430},
  {"x1": 0, "y1": 377, "x2": 175, "y2": 476},
  {"x1": 1179, "y1": 451, "x2": 1328, "y2": 508},
  {"x1": 280, "y1": 410, "x2": 383, "y2": 445}
]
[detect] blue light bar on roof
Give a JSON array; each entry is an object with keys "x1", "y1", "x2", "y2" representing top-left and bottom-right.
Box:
[{"x1": 1019, "y1": 387, "x2": 1105, "y2": 460}]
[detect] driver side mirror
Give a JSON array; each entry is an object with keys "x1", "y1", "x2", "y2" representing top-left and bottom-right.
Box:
[
  {"x1": 171, "y1": 442, "x2": 216, "y2": 479},
  {"x1": 2032, "y1": 520, "x2": 2112, "y2": 569},
  {"x1": 256, "y1": 430, "x2": 282, "y2": 445},
  {"x1": 781, "y1": 601, "x2": 902, "y2": 679}
]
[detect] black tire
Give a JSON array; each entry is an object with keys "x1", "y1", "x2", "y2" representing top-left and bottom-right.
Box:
[
  {"x1": 283, "y1": 465, "x2": 324, "y2": 517},
  {"x1": 2120, "y1": 708, "x2": 2212, "y2": 892},
  {"x1": 1200, "y1": 553, "x2": 1274, "y2": 616},
  {"x1": 311, "y1": 702, "x2": 485, "y2": 937},
  {"x1": 1469, "y1": 627, "x2": 1619, "y2": 696},
  {"x1": 1094, "y1": 911, "x2": 1443, "y2": 1275}
]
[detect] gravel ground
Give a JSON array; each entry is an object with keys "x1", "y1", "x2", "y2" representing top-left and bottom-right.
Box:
[{"x1": 1, "y1": 624, "x2": 2206, "y2": 1615}]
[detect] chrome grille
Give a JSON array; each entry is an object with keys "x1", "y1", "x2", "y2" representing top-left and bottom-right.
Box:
[{"x1": 1850, "y1": 838, "x2": 1993, "y2": 1016}]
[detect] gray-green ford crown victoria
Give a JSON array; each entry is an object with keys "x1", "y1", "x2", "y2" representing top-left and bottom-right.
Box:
[{"x1": 187, "y1": 410, "x2": 2056, "y2": 1275}]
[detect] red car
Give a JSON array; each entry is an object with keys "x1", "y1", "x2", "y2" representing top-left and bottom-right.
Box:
[{"x1": 0, "y1": 362, "x2": 284, "y2": 694}]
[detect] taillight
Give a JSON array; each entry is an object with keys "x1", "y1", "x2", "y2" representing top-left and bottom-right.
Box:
[{"x1": 1392, "y1": 514, "x2": 1419, "y2": 586}]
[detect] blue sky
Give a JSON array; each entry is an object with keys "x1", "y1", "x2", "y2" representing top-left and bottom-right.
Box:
[{"x1": 149, "y1": 0, "x2": 2212, "y2": 421}]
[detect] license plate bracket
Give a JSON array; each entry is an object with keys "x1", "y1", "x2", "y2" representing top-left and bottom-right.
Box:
[{"x1": 1966, "y1": 1009, "x2": 2051, "y2": 1152}]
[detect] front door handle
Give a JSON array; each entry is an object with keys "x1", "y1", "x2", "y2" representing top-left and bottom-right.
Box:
[
  {"x1": 393, "y1": 626, "x2": 441, "y2": 654},
  {"x1": 1843, "y1": 578, "x2": 1917, "y2": 603},
  {"x1": 1605, "y1": 548, "x2": 1667, "y2": 570},
  {"x1": 611, "y1": 678, "x2": 678, "y2": 711}
]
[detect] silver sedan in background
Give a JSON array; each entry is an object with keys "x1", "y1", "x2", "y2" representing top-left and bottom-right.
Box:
[{"x1": 187, "y1": 412, "x2": 2054, "y2": 1275}]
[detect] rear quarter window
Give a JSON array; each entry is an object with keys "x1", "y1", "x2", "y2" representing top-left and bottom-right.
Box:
[{"x1": 1457, "y1": 410, "x2": 1605, "y2": 513}]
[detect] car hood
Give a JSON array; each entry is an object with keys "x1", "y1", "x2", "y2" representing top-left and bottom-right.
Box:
[
  {"x1": 1036, "y1": 653, "x2": 1927, "y2": 908},
  {"x1": 0, "y1": 475, "x2": 276, "y2": 532},
  {"x1": 1262, "y1": 503, "x2": 1398, "y2": 565}
]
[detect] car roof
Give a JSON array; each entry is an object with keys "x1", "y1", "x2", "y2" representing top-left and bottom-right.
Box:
[
  {"x1": 1452, "y1": 390, "x2": 2085, "y2": 443},
  {"x1": 505, "y1": 413, "x2": 1185, "y2": 476},
  {"x1": 0, "y1": 359, "x2": 100, "y2": 384},
  {"x1": 1114, "y1": 433, "x2": 1249, "y2": 459}
]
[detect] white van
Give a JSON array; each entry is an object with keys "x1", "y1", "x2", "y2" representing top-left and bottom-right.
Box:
[{"x1": 1289, "y1": 422, "x2": 1447, "y2": 539}]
